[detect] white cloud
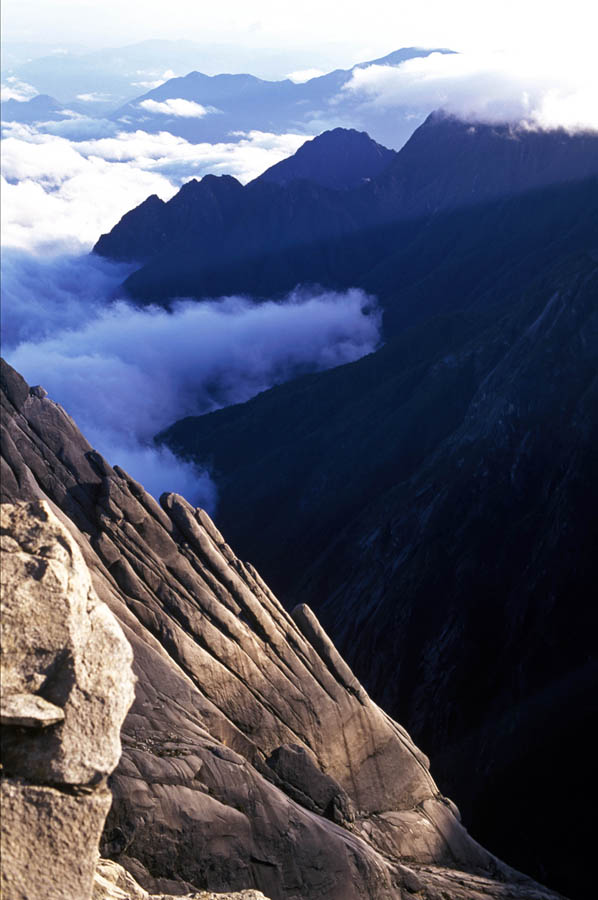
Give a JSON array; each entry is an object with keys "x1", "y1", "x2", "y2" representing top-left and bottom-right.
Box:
[
  {"x1": 343, "y1": 51, "x2": 598, "y2": 131},
  {"x1": 133, "y1": 69, "x2": 181, "y2": 90},
  {"x1": 286, "y1": 68, "x2": 326, "y2": 83},
  {"x1": 76, "y1": 92, "x2": 111, "y2": 102},
  {"x1": 2, "y1": 248, "x2": 380, "y2": 509},
  {"x1": 139, "y1": 98, "x2": 217, "y2": 118},
  {"x1": 1, "y1": 123, "x2": 310, "y2": 252},
  {"x1": 1, "y1": 77, "x2": 39, "y2": 102},
  {"x1": 0, "y1": 129, "x2": 178, "y2": 252}
]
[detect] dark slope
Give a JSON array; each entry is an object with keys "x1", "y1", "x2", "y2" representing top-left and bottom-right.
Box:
[
  {"x1": 304, "y1": 251, "x2": 598, "y2": 900},
  {"x1": 252, "y1": 128, "x2": 397, "y2": 190},
  {"x1": 159, "y1": 231, "x2": 598, "y2": 897},
  {"x1": 0, "y1": 359, "x2": 563, "y2": 900},
  {"x1": 93, "y1": 173, "x2": 245, "y2": 263},
  {"x1": 94, "y1": 114, "x2": 598, "y2": 306},
  {"x1": 158, "y1": 180, "x2": 598, "y2": 583},
  {"x1": 93, "y1": 124, "x2": 394, "y2": 266}
]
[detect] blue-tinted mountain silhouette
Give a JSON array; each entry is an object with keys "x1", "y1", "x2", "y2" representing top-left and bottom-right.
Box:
[
  {"x1": 94, "y1": 113, "x2": 598, "y2": 308},
  {"x1": 108, "y1": 47, "x2": 454, "y2": 147}
]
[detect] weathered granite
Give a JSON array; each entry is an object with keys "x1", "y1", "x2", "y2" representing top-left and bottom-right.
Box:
[
  {"x1": 0, "y1": 499, "x2": 135, "y2": 900},
  {"x1": 93, "y1": 858, "x2": 270, "y2": 900},
  {"x1": 0, "y1": 359, "x2": 564, "y2": 900},
  {"x1": 1, "y1": 779, "x2": 111, "y2": 900},
  {"x1": 1, "y1": 501, "x2": 135, "y2": 785}
]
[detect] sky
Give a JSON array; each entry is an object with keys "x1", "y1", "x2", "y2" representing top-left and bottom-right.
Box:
[
  {"x1": 1, "y1": 0, "x2": 597, "y2": 507},
  {"x1": 3, "y1": 0, "x2": 597, "y2": 71}
]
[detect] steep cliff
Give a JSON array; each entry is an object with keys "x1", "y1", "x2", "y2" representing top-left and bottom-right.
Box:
[{"x1": 0, "y1": 359, "x2": 562, "y2": 899}]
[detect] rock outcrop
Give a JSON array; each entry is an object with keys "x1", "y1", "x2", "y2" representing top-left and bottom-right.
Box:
[
  {"x1": 93, "y1": 858, "x2": 269, "y2": 900},
  {"x1": 1, "y1": 500, "x2": 135, "y2": 900},
  {"x1": 0, "y1": 359, "x2": 563, "y2": 899}
]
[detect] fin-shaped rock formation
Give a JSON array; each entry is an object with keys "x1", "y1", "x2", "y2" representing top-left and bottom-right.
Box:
[{"x1": 0, "y1": 359, "x2": 562, "y2": 899}]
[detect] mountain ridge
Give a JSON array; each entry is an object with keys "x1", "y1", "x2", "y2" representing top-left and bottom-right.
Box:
[
  {"x1": 107, "y1": 47, "x2": 454, "y2": 147},
  {"x1": 94, "y1": 114, "x2": 598, "y2": 307},
  {"x1": 252, "y1": 127, "x2": 397, "y2": 190}
]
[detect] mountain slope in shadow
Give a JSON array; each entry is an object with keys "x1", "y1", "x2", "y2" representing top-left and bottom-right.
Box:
[
  {"x1": 94, "y1": 113, "x2": 598, "y2": 310},
  {"x1": 158, "y1": 228, "x2": 598, "y2": 899}
]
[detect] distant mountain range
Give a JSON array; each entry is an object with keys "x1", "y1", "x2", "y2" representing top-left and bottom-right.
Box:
[
  {"x1": 1, "y1": 46, "x2": 454, "y2": 148},
  {"x1": 2, "y1": 38, "x2": 344, "y2": 108},
  {"x1": 2, "y1": 40, "x2": 439, "y2": 105},
  {"x1": 107, "y1": 47, "x2": 453, "y2": 147},
  {"x1": 0, "y1": 92, "x2": 68, "y2": 123}
]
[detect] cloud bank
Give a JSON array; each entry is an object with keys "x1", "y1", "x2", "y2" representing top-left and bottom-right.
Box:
[
  {"x1": 1, "y1": 106, "x2": 374, "y2": 511},
  {"x1": 139, "y1": 98, "x2": 218, "y2": 118},
  {"x1": 344, "y1": 51, "x2": 598, "y2": 131},
  {"x1": 3, "y1": 249, "x2": 380, "y2": 509},
  {"x1": 1, "y1": 77, "x2": 39, "y2": 102},
  {"x1": 1, "y1": 123, "x2": 310, "y2": 252}
]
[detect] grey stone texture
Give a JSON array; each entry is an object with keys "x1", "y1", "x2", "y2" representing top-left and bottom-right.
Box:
[
  {"x1": 0, "y1": 498, "x2": 135, "y2": 900},
  {"x1": 0, "y1": 359, "x2": 564, "y2": 900}
]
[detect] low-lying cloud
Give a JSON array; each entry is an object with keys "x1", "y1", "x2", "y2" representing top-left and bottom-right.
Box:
[
  {"x1": 1, "y1": 76, "x2": 39, "y2": 102},
  {"x1": 3, "y1": 249, "x2": 380, "y2": 510},
  {"x1": 1, "y1": 123, "x2": 310, "y2": 252},
  {"x1": 344, "y1": 50, "x2": 598, "y2": 131},
  {"x1": 286, "y1": 68, "x2": 326, "y2": 83},
  {"x1": 139, "y1": 98, "x2": 218, "y2": 118},
  {"x1": 1, "y1": 111, "x2": 376, "y2": 511},
  {"x1": 133, "y1": 69, "x2": 181, "y2": 90}
]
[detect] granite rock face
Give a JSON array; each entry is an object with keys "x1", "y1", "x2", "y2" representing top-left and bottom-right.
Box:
[
  {"x1": 0, "y1": 500, "x2": 135, "y2": 900},
  {"x1": 93, "y1": 858, "x2": 270, "y2": 900},
  {"x1": 0, "y1": 359, "x2": 563, "y2": 900}
]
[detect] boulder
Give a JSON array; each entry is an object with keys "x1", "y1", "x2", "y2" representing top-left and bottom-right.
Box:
[{"x1": 0, "y1": 500, "x2": 135, "y2": 900}]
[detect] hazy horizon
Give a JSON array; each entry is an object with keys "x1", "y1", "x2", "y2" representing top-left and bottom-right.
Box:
[{"x1": 3, "y1": 0, "x2": 597, "y2": 77}]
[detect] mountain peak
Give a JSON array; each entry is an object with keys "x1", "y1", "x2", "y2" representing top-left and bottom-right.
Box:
[{"x1": 252, "y1": 127, "x2": 397, "y2": 190}]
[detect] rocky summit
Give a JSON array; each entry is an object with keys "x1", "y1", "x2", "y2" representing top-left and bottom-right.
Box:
[{"x1": 0, "y1": 357, "x2": 564, "y2": 899}]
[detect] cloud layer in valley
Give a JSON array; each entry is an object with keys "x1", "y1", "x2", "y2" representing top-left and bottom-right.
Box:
[
  {"x1": 1, "y1": 123, "x2": 311, "y2": 252},
  {"x1": 138, "y1": 98, "x2": 219, "y2": 118},
  {"x1": 344, "y1": 50, "x2": 598, "y2": 131},
  {"x1": 3, "y1": 114, "x2": 376, "y2": 511},
  {"x1": 3, "y1": 249, "x2": 380, "y2": 509}
]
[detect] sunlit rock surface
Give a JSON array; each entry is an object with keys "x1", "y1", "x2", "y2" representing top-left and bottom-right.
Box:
[
  {"x1": 0, "y1": 500, "x2": 135, "y2": 900},
  {"x1": 0, "y1": 359, "x2": 563, "y2": 899}
]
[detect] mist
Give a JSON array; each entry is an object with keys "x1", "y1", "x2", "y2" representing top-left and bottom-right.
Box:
[
  {"x1": 345, "y1": 50, "x2": 598, "y2": 132},
  {"x1": 1, "y1": 114, "x2": 377, "y2": 512},
  {"x1": 2, "y1": 249, "x2": 381, "y2": 510},
  {"x1": 1, "y1": 124, "x2": 310, "y2": 252}
]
